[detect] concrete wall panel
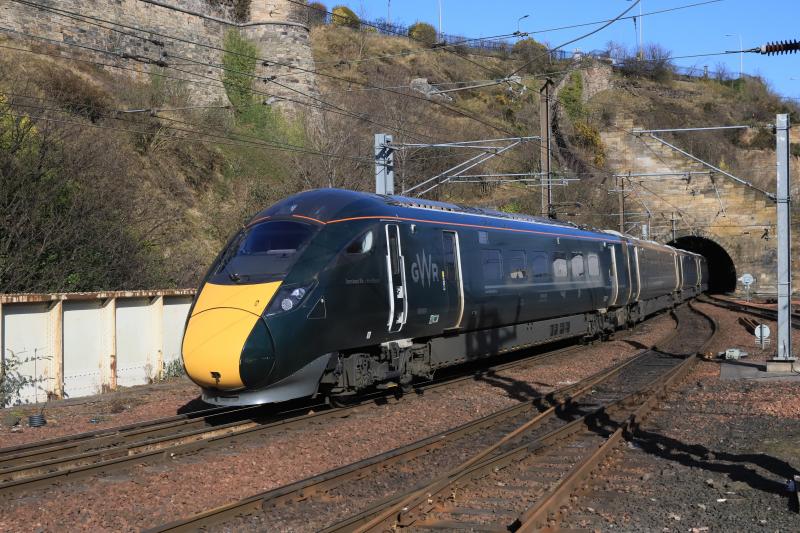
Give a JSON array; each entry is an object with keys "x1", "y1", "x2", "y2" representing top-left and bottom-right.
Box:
[
  {"x1": 2, "y1": 303, "x2": 52, "y2": 404},
  {"x1": 63, "y1": 301, "x2": 104, "y2": 398}
]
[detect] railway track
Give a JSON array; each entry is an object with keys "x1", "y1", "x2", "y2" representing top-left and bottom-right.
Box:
[
  {"x1": 149, "y1": 304, "x2": 711, "y2": 532},
  {"x1": 0, "y1": 317, "x2": 661, "y2": 498},
  {"x1": 702, "y1": 294, "x2": 800, "y2": 329}
]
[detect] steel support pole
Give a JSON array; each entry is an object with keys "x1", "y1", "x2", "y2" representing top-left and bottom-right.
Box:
[
  {"x1": 618, "y1": 176, "x2": 625, "y2": 233},
  {"x1": 540, "y1": 79, "x2": 553, "y2": 218},
  {"x1": 374, "y1": 133, "x2": 394, "y2": 195},
  {"x1": 775, "y1": 114, "x2": 793, "y2": 361}
]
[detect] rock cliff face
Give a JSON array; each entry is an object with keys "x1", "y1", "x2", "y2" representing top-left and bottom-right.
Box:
[{"x1": 1, "y1": 0, "x2": 317, "y2": 106}]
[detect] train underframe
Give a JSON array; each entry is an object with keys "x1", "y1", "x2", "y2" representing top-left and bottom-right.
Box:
[{"x1": 322, "y1": 288, "x2": 700, "y2": 400}]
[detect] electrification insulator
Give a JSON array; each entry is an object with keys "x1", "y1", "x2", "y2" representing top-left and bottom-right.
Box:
[{"x1": 760, "y1": 39, "x2": 800, "y2": 55}]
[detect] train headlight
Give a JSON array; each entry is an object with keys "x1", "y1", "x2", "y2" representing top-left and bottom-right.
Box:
[{"x1": 265, "y1": 283, "x2": 313, "y2": 316}]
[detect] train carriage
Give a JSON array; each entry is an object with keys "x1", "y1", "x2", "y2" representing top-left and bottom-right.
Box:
[{"x1": 181, "y1": 189, "x2": 706, "y2": 406}]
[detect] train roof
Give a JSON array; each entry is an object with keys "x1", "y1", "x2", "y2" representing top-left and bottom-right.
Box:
[
  {"x1": 255, "y1": 189, "x2": 703, "y2": 254},
  {"x1": 256, "y1": 189, "x2": 614, "y2": 241}
]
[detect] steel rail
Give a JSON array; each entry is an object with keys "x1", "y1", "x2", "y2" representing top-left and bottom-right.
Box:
[
  {"x1": 149, "y1": 312, "x2": 683, "y2": 532},
  {"x1": 326, "y1": 304, "x2": 715, "y2": 532},
  {"x1": 516, "y1": 301, "x2": 718, "y2": 531},
  {"x1": 0, "y1": 335, "x2": 601, "y2": 497},
  {"x1": 700, "y1": 294, "x2": 800, "y2": 329},
  {"x1": 148, "y1": 352, "x2": 654, "y2": 533}
]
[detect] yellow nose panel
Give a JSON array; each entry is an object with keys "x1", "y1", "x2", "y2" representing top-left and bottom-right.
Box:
[
  {"x1": 191, "y1": 281, "x2": 282, "y2": 316},
  {"x1": 182, "y1": 281, "x2": 281, "y2": 390}
]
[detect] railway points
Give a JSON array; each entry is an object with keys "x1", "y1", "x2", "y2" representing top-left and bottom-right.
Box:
[
  {"x1": 147, "y1": 304, "x2": 713, "y2": 532},
  {"x1": 0, "y1": 318, "x2": 665, "y2": 499}
]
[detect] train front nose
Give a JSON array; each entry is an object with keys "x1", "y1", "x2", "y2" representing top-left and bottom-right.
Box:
[{"x1": 181, "y1": 282, "x2": 280, "y2": 391}]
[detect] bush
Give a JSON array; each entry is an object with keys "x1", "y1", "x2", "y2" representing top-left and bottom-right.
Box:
[
  {"x1": 747, "y1": 127, "x2": 775, "y2": 150},
  {"x1": 307, "y1": 2, "x2": 327, "y2": 26},
  {"x1": 511, "y1": 38, "x2": 550, "y2": 74},
  {"x1": 222, "y1": 30, "x2": 258, "y2": 109},
  {"x1": 331, "y1": 5, "x2": 359, "y2": 29},
  {"x1": 615, "y1": 43, "x2": 674, "y2": 82},
  {"x1": 161, "y1": 359, "x2": 186, "y2": 380},
  {"x1": 559, "y1": 72, "x2": 585, "y2": 121},
  {"x1": 0, "y1": 351, "x2": 35, "y2": 407},
  {"x1": 408, "y1": 22, "x2": 437, "y2": 46},
  {"x1": 572, "y1": 121, "x2": 606, "y2": 167},
  {"x1": 233, "y1": 0, "x2": 250, "y2": 22}
]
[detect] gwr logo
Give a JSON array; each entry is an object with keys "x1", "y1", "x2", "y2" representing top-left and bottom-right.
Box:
[{"x1": 411, "y1": 251, "x2": 439, "y2": 287}]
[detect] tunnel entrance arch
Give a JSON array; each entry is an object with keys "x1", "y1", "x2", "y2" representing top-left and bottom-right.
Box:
[{"x1": 668, "y1": 236, "x2": 737, "y2": 293}]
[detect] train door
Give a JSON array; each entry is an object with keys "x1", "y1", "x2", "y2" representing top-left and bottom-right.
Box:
[
  {"x1": 608, "y1": 245, "x2": 619, "y2": 307},
  {"x1": 441, "y1": 231, "x2": 465, "y2": 329},
  {"x1": 385, "y1": 224, "x2": 408, "y2": 333},
  {"x1": 632, "y1": 245, "x2": 642, "y2": 301}
]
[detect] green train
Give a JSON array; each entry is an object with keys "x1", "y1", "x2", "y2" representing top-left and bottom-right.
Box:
[{"x1": 181, "y1": 189, "x2": 707, "y2": 406}]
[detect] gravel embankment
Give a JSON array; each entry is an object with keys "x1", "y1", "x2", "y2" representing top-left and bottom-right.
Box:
[
  {"x1": 563, "y1": 302, "x2": 800, "y2": 532},
  {"x1": 0, "y1": 313, "x2": 677, "y2": 532},
  {"x1": 0, "y1": 380, "x2": 199, "y2": 449}
]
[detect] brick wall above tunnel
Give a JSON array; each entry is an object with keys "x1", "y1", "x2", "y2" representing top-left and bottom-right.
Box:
[{"x1": 602, "y1": 117, "x2": 798, "y2": 296}]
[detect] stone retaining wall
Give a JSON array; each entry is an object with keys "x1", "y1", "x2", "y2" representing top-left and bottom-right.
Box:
[{"x1": 1, "y1": 0, "x2": 317, "y2": 106}]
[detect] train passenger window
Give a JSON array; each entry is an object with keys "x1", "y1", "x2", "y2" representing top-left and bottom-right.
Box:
[
  {"x1": 553, "y1": 253, "x2": 568, "y2": 280},
  {"x1": 587, "y1": 254, "x2": 600, "y2": 278},
  {"x1": 481, "y1": 249, "x2": 503, "y2": 282},
  {"x1": 571, "y1": 254, "x2": 585, "y2": 279},
  {"x1": 346, "y1": 231, "x2": 374, "y2": 254},
  {"x1": 508, "y1": 250, "x2": 527, "y2": 280},
  {"x1": 531, "y1": 252, "x2": 550, "y2": 282},
  {"x1": 478, "y1": 231, "x2": 489, "y2": 245}
]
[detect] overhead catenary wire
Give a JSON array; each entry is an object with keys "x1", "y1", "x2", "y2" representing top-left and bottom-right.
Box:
[
  {"x1": 8, "y1": 0, "x2": 739, "y2": 196},
  {"x1": 0, "y1": 22, "x2": 543, "y2": 172},
  {"x1": 1, "y1": 98, "x2": 378, "y2": 163},
  {"x1": 507, "y1": 1, "x2": 641, "y2": 78},
  {"x1": 291, "y1": 0, "x2": 723, "y2": 71},
  {"x1": 0, "y1": 8, "x2": 530, "y2": 162},
  {"x1": 6, "y1": 0, "x2": 708, "y2": 181}
]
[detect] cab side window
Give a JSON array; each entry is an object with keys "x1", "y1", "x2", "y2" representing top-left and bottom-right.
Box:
[{"x1": 346, "y1": 230, "x2": 374, "y2": 255}]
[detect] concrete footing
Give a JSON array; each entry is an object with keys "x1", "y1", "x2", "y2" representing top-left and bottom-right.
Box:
[{"x1": 766, "y1": 359, "x2": 797, "y2": 373}]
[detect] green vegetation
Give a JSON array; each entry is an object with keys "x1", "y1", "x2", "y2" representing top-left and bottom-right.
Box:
[
  {"x1": 331, "y1": 5, "x2": 359, "y2": 28},
  {"x1": 222, "y1": 30, "x2": 258, "y2": 110},
  {"x1": 511, "y1": 38, "x2": 552, "y2": 75},
  {"x1": 559, "y1": 72, "x2": 585, "y2": 121},
  {"x1": 572, "y1": 121, "x2": 606, "y2": 167},
  {"x1": 161, "y1": 359, "x2": 186, "y2": 380},
  {"x1": 3, "y1": 21, "x2": 798, "y2": 295},
  {"x1": 0, "y1": 351, "x2": 32, "y2": 408},
  {"x1": 408, "y1": 22, "x2": 437, "y2": 46}
]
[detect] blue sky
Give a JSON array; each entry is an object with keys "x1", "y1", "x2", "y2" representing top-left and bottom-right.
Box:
[{"x1": 340, "y1": 0, "x2": 800, "y2": 101}]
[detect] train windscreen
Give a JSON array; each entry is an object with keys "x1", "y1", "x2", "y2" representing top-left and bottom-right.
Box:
[{"x1": 214, "y1": 220, "x2": 316, "y2": 283}]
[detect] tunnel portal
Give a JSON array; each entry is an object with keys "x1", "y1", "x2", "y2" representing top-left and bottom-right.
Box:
[{"x1": 668, "y1": 236, "x2": 737, "y2": 294}]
